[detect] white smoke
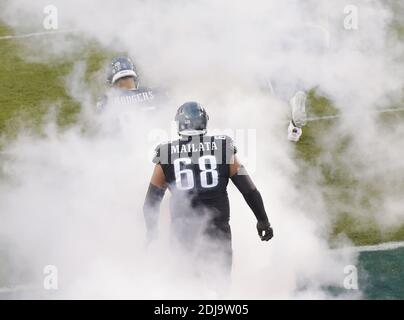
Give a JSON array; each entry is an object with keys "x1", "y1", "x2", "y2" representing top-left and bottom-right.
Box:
[{"x1": 0, "y1": 0, "x2": 403, "y2": 298}]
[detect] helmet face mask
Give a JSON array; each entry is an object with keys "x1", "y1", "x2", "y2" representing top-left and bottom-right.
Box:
[{"x1": 175, "y1": 102, "x2": 209, "y2": 136}]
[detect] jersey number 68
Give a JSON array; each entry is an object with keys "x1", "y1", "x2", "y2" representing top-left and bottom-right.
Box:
[{"x1": 173, "y1": 155, "x2": 219, "y2": 190}]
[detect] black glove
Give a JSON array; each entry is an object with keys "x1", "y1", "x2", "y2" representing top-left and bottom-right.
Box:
[{"x1": 257, "y1": 220, "x2": 273, "y2": 241}]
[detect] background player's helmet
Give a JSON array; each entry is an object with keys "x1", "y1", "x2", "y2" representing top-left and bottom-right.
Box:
[
  {"x1": 107, "y1": 56, "x2": 138, "y2": 85},
  {"x1": 175, "y1": 102, "x2": 209, "y2": 136}
]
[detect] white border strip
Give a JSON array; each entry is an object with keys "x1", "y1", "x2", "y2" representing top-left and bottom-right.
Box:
[
  {"x1": 334, "y1": 240, "x2": 404, "y2": 254},
  {"x1": 0, "y1": 29, "x2": 77, "y2": 41},
  {"x1": 307, "y1": 107, "x2": 404, "y2": 122},
  {"x1": 0, "y1": 284, "x2": 33, "y2": 294},
  {"x1": 354, "y1": 240, "x2": 404, "y2": 253}
]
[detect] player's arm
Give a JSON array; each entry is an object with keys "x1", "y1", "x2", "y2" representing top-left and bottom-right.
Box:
[
  {"x1": 143, "y1": 164, "x2": 167, "y2": 240},
  {"x1": 230, "y1": 156, "x2": 273, "y2": 241}
]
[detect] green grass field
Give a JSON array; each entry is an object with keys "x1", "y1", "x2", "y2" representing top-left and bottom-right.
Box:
[
  {"x1": 0, "y1": 24, "x2": 110, "y2": 138},
  {"x1": 296, "y1": 93, "x2": 404, "y2": 246}
]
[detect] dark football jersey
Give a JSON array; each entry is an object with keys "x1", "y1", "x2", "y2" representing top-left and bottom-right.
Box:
[
  {"x1": 96, "y1": 86, "x2": 167, "y2": 112},
  {"x1": 153, "y1": 134, "x2": 237, "y2": 224}
]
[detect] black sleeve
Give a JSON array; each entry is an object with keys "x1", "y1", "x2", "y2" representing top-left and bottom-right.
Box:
[
  {"x1": 231, "y1": 166, "x2": 269, "y2": 223},
  {"x1": 143, "y1": 183, "x2": 166, "y2": 232}
]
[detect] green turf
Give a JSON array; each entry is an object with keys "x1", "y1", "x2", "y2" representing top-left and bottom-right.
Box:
[
  {"x1": 0, "y1": 26, "x2": 111, "y2": 138},
  {"x1": 0, "y1": 30, "x2": 75, "y2": 135},
  {"x1": 295, "y1": 92, "x2": 404, "y2": 246},
  {"x1": 0, "y1": 24, "x2": 10, "y2": 37},
  {"x1": 359, "y1": 247, "x2": 404, "y2": 299}
]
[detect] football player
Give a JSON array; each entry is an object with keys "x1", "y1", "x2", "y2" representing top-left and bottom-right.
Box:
[
  {"x1": 143, "y1": 101, "x2": 273, "y2": 275},
  {"x1": 96, "y1": 56, "x2": 166, "y2": 112}
]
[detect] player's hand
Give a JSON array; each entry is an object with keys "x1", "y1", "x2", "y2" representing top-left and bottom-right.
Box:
[{"x1": 257, "y1": 220, "x2": 273, "y2": 241}]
